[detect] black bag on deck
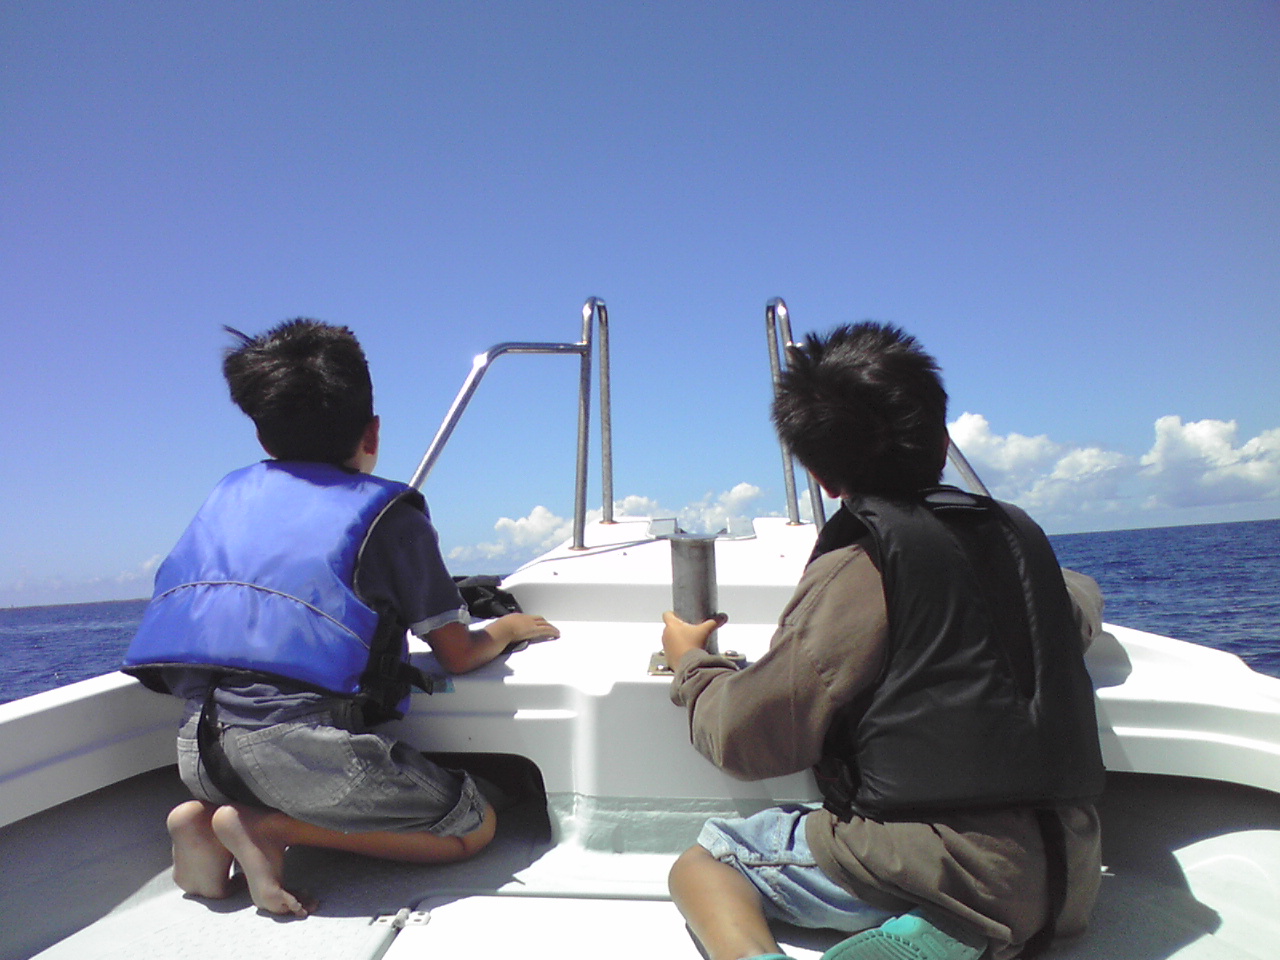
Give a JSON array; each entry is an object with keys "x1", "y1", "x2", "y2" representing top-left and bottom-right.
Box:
[{"x1": 453, "y1": 575, "x2": 522, "y2": 619}]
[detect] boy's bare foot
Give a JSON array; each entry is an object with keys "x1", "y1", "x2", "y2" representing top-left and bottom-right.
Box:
[
  {"x1": 167, "y1": 800, "x2": 235, "y2": 899},
  {"x1": 211, "y1": 804, "x2": 317, "y2": 918}
]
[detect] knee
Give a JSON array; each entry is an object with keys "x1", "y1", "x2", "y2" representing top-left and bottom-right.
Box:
[
  {"x1": 458, "y1": 803, "x2": 497, "y2": 858},
  {"x1": 669, "y1": 843, "x2": 715, "y2": 890},
  {"x1": 167, "y1": 799, "x2": 215, "y2": 838}
]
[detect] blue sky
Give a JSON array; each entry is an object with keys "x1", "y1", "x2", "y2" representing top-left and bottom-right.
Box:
[{"x1": 3, "y1": 1, "x2": 1277, "y2": 607}]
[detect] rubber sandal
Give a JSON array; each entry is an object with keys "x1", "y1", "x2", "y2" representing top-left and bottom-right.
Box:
[{"x1": 820, "y1": 908, "x2": 986, "y2": 960}]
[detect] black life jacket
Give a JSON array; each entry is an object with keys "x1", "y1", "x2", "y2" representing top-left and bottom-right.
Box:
[{"x1": 813, "y1": 486, "x2": 1105, "y2": 823}]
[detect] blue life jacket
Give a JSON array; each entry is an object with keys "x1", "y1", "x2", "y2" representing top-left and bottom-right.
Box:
[
  {"x1": 122, "y1": 460, "x2": 432, "y2": 719},
  {"x1": 812, "y1": 487, "x2": 1105, "y2": 822}
]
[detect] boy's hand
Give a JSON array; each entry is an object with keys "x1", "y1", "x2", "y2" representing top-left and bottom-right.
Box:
[
  {"x1": 429, "y1": 614, "x2": 558, "y2": 674},
  {"x1": 661, "y1": 610, "x2": 728, "y2": 667},
  {"x1": 492, "y1": 612, "x2": 560, "y2": 646}
]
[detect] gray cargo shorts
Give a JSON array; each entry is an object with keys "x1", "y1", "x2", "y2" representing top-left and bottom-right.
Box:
[{"x1": 176, "y1": 703, "x2": 488, "y2": 837}]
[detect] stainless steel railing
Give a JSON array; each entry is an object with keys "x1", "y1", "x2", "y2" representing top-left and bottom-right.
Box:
[
  {"x1": 408, "y1": 297, "x2": 613, "y2": 550},
  {"x1": 945, "y1": 439, "x2": 991, "y2": 497},
  {"x1": 764, "y1": 298, "x2": 991, "y2": 526},
  {"x1": 765, "y1": 297, "x2": 828, "y2": 525}
]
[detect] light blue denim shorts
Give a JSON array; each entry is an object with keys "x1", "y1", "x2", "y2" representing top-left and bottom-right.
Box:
[
  {"x1": 177, "y1": 705, "x2": 488, "y2": 837},
  {"x1": 697, "y1": 805, "x2": 894, "y2": 933}
]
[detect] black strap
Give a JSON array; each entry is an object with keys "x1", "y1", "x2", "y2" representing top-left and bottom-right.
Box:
[
  {"x1": 195, "y1": 682, "x2": 265, "y2": 807},
  {"x1": 453, "y1": 574, "x2": 523, "y2": 618},
  {"x1": 357, "y1": 642, "x2": 444, "y2": 725},
  {"x1": 1021, "y1": 808, "x2": 1069, "y2": 958}
]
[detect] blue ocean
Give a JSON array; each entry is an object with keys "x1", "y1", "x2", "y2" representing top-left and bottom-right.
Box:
[
  {"x1": 1049, "y1": 517, "x2": 1280, "y2": 677},
  {"x1": 1, "y1": 518, "x2": 1278, "y2": 705}
]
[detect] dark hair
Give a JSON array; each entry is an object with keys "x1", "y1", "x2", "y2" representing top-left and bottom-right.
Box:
[
  {"x1": 222, "y1": 319, "x2": 374, "y2": 465},
  {"x1": 771, "y1": 322, "x2": 949, "y2": 498}
]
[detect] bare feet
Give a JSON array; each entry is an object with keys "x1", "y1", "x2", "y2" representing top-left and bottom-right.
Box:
[
  {"x1": 167, "y1": 800, "x2": 235, "y2": 899},
  {"x1": 211, "y1": 805, "x2": 317, "y2": 918}
]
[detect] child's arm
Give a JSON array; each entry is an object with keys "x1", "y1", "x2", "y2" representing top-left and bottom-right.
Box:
[{"x1": 426, "y1": 613, "x2": 559, "y2": 674}]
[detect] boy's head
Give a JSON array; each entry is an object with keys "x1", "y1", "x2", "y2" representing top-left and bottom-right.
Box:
[
  {"x1": 771, "y1": 322, "x2": 949, "y2": 499},
  {"x1": 223, "y1": 319, "x2": 375, "y2": 466}
]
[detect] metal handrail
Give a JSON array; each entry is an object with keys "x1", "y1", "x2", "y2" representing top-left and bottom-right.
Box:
[
  {"x1": 947, "y1": 440, "x2": 991, "y2": 497},
  {"x1": 765, "y1": 298, "x2": 827, "y2": 526},
  {"x1": 408, "y1": 297, "x2": 613, "y2": 550},
  {"x1": 764, "y1": 298, "x2": 992, "y2": 523}
]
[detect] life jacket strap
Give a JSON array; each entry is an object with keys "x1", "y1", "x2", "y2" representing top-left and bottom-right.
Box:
[
  {"x1": 195, "y1": 681, "x2": 265, "y2": 808},
  {"x1": 1020, "y1": 808, "x2": 1069, "y2": 958}
]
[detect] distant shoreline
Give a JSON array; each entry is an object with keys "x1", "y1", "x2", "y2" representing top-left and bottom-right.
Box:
[{"x1": 3, "y1": 597, "x2": 149, "y2": 613}]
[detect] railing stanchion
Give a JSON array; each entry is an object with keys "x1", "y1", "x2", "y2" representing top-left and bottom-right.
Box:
[
  {"x1": 594, "y1": 299, "x2": 613, "y2": 524},
  {"x1": 765, "y1": 298, "x2": 826, "y2": 526},
  {"x1": 409, "y1": 298, "x2": 614, "y2": 551}
]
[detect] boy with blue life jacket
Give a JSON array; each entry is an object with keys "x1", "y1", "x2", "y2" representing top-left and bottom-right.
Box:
[
  {"x1": 124, "y1": 319, "x2": 558, "y2": 918},
  {"x1": 660, "y1": 323, "x2": 1105, "y2": 960}
]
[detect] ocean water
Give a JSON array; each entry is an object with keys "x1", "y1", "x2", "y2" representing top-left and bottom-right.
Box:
[
  {"x1": 1, "y1": 519, "x2": 1278, "y2": 705},
  {"x1": 1049, "y1": 517, "x2": 1280, "y2": 677},
  {"x1": 0, "y1": 597, "x2": 151, "y2": 705}
]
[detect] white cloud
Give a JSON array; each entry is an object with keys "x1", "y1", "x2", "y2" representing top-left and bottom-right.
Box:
[
  {"x1": 947, "y1": 413, "x2": 1129, "y2": 517},
  {"x1": 614, "y1": 494, "x2": 665, "y2": 517},
  {"x1": 675, "y1": 483, "x2": 765, "y2": 535},
  {"x1": 948, "y1": 411, "x2": 1280, "y2": 525},
  {"x1": 446, "y1": 484, "x2": 769, "y2": 569},
  {"x1": 1139, "y1": 416, "x2": 1280, "y2": 508},
  {"x1": 494, "y1": 505, "x2": 573, "y2": 550},
  {"x1": 445, "y1": 414, "x2": 1280, "y2": 569},
  {"x1": 949, "y1": 412, "x2": 1060, "y2": 480},
  {"x1": 448, "y1": 504, "x2": 575, "y2": 564}
]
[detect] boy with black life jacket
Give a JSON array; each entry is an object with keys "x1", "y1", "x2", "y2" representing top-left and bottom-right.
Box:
[
  {"x1": 660, "y1": 323, "x2": 1105, "y2": 960},
  {"x1": 123, "y1": 319, "x2": 558, "y2": 918}
]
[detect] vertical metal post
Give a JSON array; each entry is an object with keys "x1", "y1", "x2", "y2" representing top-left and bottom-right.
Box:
[
  {"x1": 765, "y1": 299, "x2": 801, "y2": 525},
  {"x1": 669, "y1": 534, "x2": 720, "y2": 656},
  {"x1": 571, "y1": 305, "x2": 593, "y2": 551},
  {"x1": 592, "y1": 298, "x2": 614, "y2": 524},
  {"x1": 409, "y1": 298, "x2": 614, "y2": 552},
  {"x1": 765, "y1": 298, "x2": 826, "y2": 526},
  {"x1": 569, "y1": 296, "x2": 615, "y2": 548}
]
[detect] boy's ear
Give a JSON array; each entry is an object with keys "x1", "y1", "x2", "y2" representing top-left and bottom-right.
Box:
[
  {"x1": 361, "y1": 416, "x2": 380, "y2": 455},
  {"x1": 256, "y1": 429, "x2": 278, "y2": 458},
  {"x1": 813, "y1": 474, "x2": 844, "y2": 500}
]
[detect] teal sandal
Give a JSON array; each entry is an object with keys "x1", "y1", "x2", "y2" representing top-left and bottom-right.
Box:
[{"x1": 820, "y1": 908, "x2": 986, "y2": 960}]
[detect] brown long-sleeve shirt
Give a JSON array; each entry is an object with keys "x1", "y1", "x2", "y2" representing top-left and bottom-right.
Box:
[{"x1": 671, "y1": 542, "x2": 1104, "y2": 959}]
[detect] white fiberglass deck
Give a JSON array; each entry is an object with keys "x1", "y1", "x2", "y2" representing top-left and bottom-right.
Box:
[
  {"x1": 4, "y1": 764, "x2": 1278, "y2": 960},
  {"x1": 3, "y1": 518, "x2": 1280, "y2": 960}
]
